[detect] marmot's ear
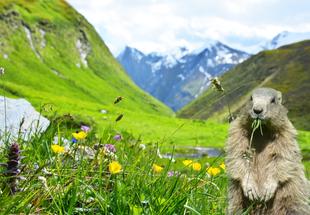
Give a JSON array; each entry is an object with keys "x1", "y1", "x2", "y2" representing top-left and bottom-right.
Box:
[{"x1": 277, "y1": 91, "x2": 282, "y2": 104}]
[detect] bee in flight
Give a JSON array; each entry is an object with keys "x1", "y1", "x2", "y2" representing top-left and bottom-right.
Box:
[{"x1": 114, "y1": 96, "x2": 123, "y2": 104}]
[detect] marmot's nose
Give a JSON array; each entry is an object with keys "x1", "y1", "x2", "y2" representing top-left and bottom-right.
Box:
[{"x1": 253, "y1": 107, "x2": 263, "y2": 114}]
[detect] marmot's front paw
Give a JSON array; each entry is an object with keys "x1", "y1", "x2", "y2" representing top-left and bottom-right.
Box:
[
  {"x1": 260, "y1": 179, "x2": 278, "y2": 201},
  {"x1": 242, "y1": 179, "x2": 259, "y2": 200}
]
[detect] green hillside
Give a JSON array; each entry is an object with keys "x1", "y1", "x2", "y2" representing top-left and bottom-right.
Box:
[
  {"x1": 178, "y1": 40, "x2": 310, "y2": 130},
  {"x1": 0, "y1": 0, "x2": 173, "y2": 115},
  {"x1": 0, "y1": 0, "x2": 231, "y2": 147}
]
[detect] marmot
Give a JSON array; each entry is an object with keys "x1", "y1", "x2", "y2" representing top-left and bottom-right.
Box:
[{"x1": 226, "y1": 87, "x2": 310, "y2": 214}]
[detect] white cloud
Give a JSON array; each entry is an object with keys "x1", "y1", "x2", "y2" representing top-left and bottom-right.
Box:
[{"x1": 68, "y1": 0, "x2": 310, "y2": 55}]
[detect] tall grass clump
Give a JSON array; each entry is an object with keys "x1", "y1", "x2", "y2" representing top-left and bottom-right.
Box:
[{"x1": 0, "y1": 117, "x2": 228, "y2": 214}]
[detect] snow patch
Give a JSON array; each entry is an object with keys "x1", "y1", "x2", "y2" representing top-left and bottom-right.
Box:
[
  {"x1": 131, "y1": 49, "x2": 143, "y2": 61},
  {"x1": 197, "y1": 66, "x2": 212, "y2": 96},
  {"x1": 177, "y1": 74, "x2": 185, "y2": 81},
  {"x1": 163, "y1": 55, "x2": 177, "y2": 68},
  {"x1": 76, "y1": 38, "x2": 90, "y2": 67},
  {"x1": 207, "y1": 59, "x2": 214, "y2": 67},
  {"x1": 39, "y1": 29, "x2": 46, "y2": 48},
  {"x1": 76, "y1": 31, "x2": 91, "y2": 67},
  {"x1": 192, "y1": 40, "x2": 219, "y2": 54},
  {"x1": 151, "y1": 60, "x2": 162, "y2": 74},
  {"x1": 215, "y1": 48, "x2": 234, "y2": 64},
  {"x1": 23, "y1": 25, "x2": 41, "y2": 59}
]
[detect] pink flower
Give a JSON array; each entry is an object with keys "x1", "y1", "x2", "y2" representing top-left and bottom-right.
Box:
[
  {"x1": 81, "y1": 125, "x2": 90, "y2": 133},
  {"x1": 167, "y1": 171, "x2": 180, "y2": 177}
]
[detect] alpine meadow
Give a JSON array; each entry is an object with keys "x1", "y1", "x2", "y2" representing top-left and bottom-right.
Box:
[{"x1": 0, "y1": 0, "x2": 309, "y2": 214}]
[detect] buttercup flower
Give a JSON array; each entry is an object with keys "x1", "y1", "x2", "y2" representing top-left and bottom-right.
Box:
[
  {"x1": 192, "y1": 162, "x2": 202, "y2": 171},
  {"x1": 207, "y1": 167, "x2": 221, "y2": 176},
  {"x1": 182, "y1": 160, "x2": 193, "y2": 167},
  {"x1": 152, "y1": 164, "x2": 163, "y2": 173},
  {"x1": 72, "y1": 131, "x2": 87, "y2": 140},
  {"x1": 51, "y1": 144, "x2": 65, "y2": 153},
  {"x1": 220, "y1": 163, "x2": 226, "y2": 170},
  {"x1": 109, "y1": 161, "x2": 122, "y2": 174}
]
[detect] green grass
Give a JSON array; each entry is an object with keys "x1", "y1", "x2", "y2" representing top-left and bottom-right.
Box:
[
  {"x1": 0, "y1": 123, "x2": 228, "y2": 214},
  {"x1": 0, "y1": 119, "x2": 308, "y2": 214}
]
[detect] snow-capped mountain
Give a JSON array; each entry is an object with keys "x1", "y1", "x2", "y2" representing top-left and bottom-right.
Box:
[
  {"x1": 118, "y1": 42, "x2": 249, "y2": 110},
  {"x1": 251, "y1": 31, "x2": 310, "y2": 53},
  {"x1": 264, "y1": 31, "x2": 310, "y2": 50}
]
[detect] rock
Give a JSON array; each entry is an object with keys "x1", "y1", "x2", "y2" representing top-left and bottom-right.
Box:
[
  {"x1": 100, "y1": 109, "x2": 107, "y2": 114},
  {"x1": 0, "y1": 96, "x2": 50, "y2": 142}
]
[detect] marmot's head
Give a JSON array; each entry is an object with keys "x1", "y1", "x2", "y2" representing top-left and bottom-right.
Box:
[{"x1": 241, "y1": 88, "x2": 288, "y2": 129}]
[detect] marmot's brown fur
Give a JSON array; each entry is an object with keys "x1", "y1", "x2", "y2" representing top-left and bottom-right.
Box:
[{"x1": 226, "y1": 88, "x2": 310, "y2": 215}]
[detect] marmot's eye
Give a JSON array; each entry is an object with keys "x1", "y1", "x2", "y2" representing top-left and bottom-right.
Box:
[
  {"x1": 271, "y1": 97, "x2": 276, "y2": 104},
  {"x1": 250, "y1": 96, "x2": 253, "y2": 101}
]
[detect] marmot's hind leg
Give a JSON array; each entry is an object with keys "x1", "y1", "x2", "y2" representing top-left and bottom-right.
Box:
[
  {"x1": 270, "y1": 192, "x2": 310, "y2": 215},
  {"x1": 227, "y1": 180, "x2": 246, "y2": 215}
]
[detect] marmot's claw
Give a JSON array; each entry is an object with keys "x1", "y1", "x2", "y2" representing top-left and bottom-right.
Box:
[
  {"x1": 261, "y1": 180, "x2": 277, "y2": 202},
  {"x1": 243, "y1": 181, "x2": 260, "y2": 200}
]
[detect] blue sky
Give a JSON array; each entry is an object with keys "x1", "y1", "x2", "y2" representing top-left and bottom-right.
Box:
[{"x1": 68, "y1": 0, "x2": 310, "y2": 55}]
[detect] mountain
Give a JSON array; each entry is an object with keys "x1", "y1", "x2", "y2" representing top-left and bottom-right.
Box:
[
  {"x1": 118, "y1": 42, "x2": 249, "y2": 110},
  {"x1": 0, "y1": 0, "x2": 172, "y2": 123},
  {"x1": 178, "y1": 40, "x2": 310, "y2": 130},
  {"x1": 250, "y1": 31, "x2": 310, "y2": 53}
]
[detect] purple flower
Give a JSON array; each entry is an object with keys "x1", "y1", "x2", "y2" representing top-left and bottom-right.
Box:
[
  {"x1": 6, "y1": 143, "x2": 21, "y2": 194},
  {"x1": 81, "y1": 125, "x2": 90, "y2": 133},
  {"x1": 113, "y1": 134, "x2": 122, "y2": 141},
  {"x1": 104, "y1": 144, "x2": 116, "y2": 153},
  {"x1": 167, "y1": 171, "x2": 174, "y2": 177},
  {"x1": 167, "y1": 171, "x2": 180, "y2": 177}
]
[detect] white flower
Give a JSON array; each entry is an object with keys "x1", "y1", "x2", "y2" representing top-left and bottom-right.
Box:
[
  {"x1": 38, "y1": 176, "x2": 48, "y2": 190},
  {"x1": 139, "y1": 144, "x2": 146, "y2": 150},
  {"x1": 0, "y1": 67, "x2": 4, "y2": 75},
  {"x1": 157, "y1": 148, "x2": 163, "y2": 159}
]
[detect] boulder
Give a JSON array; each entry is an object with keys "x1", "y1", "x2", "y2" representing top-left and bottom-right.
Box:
[{"x1": 0, "y1": 96, "x2": 50, "y2": 142}]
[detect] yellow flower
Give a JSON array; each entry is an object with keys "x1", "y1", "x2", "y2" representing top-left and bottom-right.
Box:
[
  {"x1": 207, "y1": 167, "x2": 221, "y2": 176},
  {"x1": 152, "y1": 164, "x2": 163, "y2": 173},
  {"x1": 220, "y1": 163, "x2": 226, "y2": 170},
  {"x1": 182, "y1": 160, "x2": 193, "y2": 167},
  {"x1": 51, "y1": 144, "x2": 65, "y2": 153},
  {"x1": 192, "y1": 162, "x2": 202, "y2": 171},
  {"x1": 72, "y1": 131, "x2": 87, "y2": 140},
  {"x1": 109, "y1": 161, "x2": 122, "y2": 174}
]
